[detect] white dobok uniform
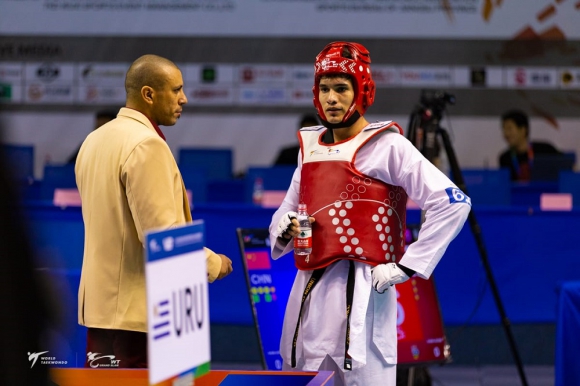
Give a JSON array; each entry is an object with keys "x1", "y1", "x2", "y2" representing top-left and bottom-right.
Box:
[{"x1": 269, "y1": 121, "x2": 471, "y2": 386}]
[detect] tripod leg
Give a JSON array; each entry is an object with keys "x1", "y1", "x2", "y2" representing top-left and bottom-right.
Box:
[
  {"x1": 407, "y1": 366, "x2": 415, "y2": 386},
  {"x1": 437, "y1": 127, "x2": 528, "y2": 386}
]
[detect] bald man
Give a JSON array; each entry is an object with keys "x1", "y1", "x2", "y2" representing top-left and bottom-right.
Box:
[{"x1": 75, "y1": 55, "x2": 233, "y2": 368}]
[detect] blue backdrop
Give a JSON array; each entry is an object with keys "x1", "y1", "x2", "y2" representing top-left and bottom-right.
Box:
[{"x1": 23, "y1": 201, "x2": 580, "y2": 367}]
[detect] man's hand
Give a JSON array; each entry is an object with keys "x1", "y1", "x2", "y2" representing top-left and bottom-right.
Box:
[
  {"x1": 274, "y1": 212, "x2": 316, "y2": 240},
  {"x1": 371, "y1": 263, "x2": 409, "y2": 293},
  {"x1": 217, "y1": 254, "x2": 233, "y2": 280}
]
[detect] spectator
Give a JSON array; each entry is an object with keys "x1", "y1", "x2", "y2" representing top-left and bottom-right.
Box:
[
  {"x1": 498, "y1": 110, "x2": 561, "y2": 181},
  {"x1": 273, "y1": 114, "x2": 320, "y2": 166},
  {"x1": 67, "y1": 110, "x2": 117, "y2": 164}
]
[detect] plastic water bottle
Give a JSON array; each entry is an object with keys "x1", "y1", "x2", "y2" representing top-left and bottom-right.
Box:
[
  {"x1": 294, "y1": 203, "x2": 312, "y2": 255},
  {"x1": 252, "y1": 177, "x2": 264, "y2": 205}
]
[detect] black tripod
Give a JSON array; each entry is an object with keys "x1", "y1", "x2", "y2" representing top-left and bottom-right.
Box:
[{"x1": 407, "y1": 90, "x2": 529, "y2": 386}]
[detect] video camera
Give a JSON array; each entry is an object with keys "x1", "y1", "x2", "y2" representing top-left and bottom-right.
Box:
[
  {"x1": 407, "y1": 90, "x2": 455, "y2": 163},
  {"x1": 419, "y1": 90, "x2": 455, "y2": 117}
]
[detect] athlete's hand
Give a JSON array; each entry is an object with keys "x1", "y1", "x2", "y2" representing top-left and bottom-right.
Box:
[
  {"x1": 274, "y1": 211, "x2": 299, "y2": 239},
  {"x1": 217, "y1": 254, "x2": 233, "y2": 279},
  {"x1": 371, "y1": 263, "x2": 409, "y2": 293}
]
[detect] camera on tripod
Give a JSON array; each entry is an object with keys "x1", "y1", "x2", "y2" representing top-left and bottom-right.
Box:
[
  {"x1": 419, "y1": 90, "x2": 455, "y2": 120},
  {"x1": 407, "y1": 90, "x2": 455, "y2": 163}
]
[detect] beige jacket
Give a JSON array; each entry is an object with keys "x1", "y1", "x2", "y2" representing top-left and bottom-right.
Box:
[{"x1": 75, "y1": 107, "x2": 221, "y2": 332}]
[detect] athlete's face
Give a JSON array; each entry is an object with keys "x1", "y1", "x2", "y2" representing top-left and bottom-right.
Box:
[
  {"x1": 318, "y1": 76, "x2": 355, "y2": 124},
  {"x1": 150, "y1": 66, "x2": 188, "y2": 126}
]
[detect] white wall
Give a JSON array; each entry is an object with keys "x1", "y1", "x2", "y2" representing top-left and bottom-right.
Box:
[{"x1": 1, "y1": 111, "x2": 578, "y2": 179}]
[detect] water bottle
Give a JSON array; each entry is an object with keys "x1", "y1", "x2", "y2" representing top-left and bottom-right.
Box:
[
  {"x1": 294, "y1": 203, "x2": 312, "y2": 255},
  {"x1": 252, "y1": 177, "x2": 264, "y2": 205}
]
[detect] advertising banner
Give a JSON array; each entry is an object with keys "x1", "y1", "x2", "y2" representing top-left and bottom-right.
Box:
[{"x1": 1, "y1": 0, "x2": 579, "y2": 40}]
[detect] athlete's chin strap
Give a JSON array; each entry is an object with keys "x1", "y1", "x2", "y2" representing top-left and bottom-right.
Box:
[{"x1": 318, "y1": 111, "x2": 361, "y2": 130}]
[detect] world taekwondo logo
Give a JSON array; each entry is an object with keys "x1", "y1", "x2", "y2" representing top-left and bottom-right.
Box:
[
  {"x1": 28, "y1": 351, "x2": 67, "y2": 367},
  {"x1": 28, "y1": 351, "x2": 48, "y2": 368},
  {"x1": 152, "y1": 283, "x2": 207, "y2": 341}
]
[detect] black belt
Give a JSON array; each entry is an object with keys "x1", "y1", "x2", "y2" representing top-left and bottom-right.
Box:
[
  {"x1": 344, "y1": 260, "x2": 355, "y2": 370},
  {"x1": 291, "y1": 261, "x2": 356, "y2": 371}
]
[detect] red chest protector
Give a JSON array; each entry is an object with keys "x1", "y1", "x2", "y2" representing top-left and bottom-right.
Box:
[{"x1": 296, "y1": 121, "x2": 407, "y2": 271}]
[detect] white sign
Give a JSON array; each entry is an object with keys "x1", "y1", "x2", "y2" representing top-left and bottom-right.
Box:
[
  {"x1": 186, "y1": 85, "x2": 235, "y2": 105},
  {"x1": 24, "y1": 84, "x2": 75, "y2": 104},
  {"x1": 0, "y1": 62, "x2": 23, "y2": 82},
  {"x1": 506, "y1": 67, "x2": 558, "y2": 89},
  {"x1": 237, "y1": 86, "x2": 288, "y2": 105},
  {"x1": 182, "y1": 64, "x2": 235, "y2": 85},
  {"x1": 24, "y1": 62, "x2": 75, "y2": 83},
  {"x1": 372, "y1": 66, "x2": 401, "y2": 87},
  {"x1": 289, "y1": 86, "x2": 314, "y2": 106},
  {"x1": 78, "y1": 63, "x2": 129, "y2": 86},
  {"x1": 23, "y1": 62, "x2": 75, "y2": 103},
  {"x1": 483, "y1": 67, "x2": 505, "y2": 88},
  {"x1": 5, "y1": 60, "x2": 580, "y2": 106},
  {"x1": 399, "y1": 66, "x2": 453, "y2": 87},
  {"x1": 146, "y1": 221, "x2": 210, "y2": 385},
  {"x1": 0, "y1": 82, "x2": 23, "y2": 103},
  {"x1": 77, "y1": 85, "x2": 126, "y2": 104},
  {"x1": 558, "y1": 68, "x2": 580, "y2": 89},
  {"x1": 290, "y1": 65, "x2": 315, "y2": 85},
  {"x1": 238, "y1": 65, "x2": 289, "y2": 84},
  {"x1": 3, "y1": 0, "x2": 579, "y2": 39}
]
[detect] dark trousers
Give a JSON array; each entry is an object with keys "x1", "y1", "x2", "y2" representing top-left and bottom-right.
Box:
[{"x1": 85, "y1": 327, "x2": 148, "y2": 368}]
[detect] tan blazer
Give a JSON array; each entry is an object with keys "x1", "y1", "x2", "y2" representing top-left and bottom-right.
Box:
[{"x1": 76, "y1": 107, "x2": 221, "y2": 332}]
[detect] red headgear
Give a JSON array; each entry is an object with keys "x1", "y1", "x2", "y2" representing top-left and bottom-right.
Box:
[{"x1": 313, "y1": 42, "x2": 376, "y2": 126}]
